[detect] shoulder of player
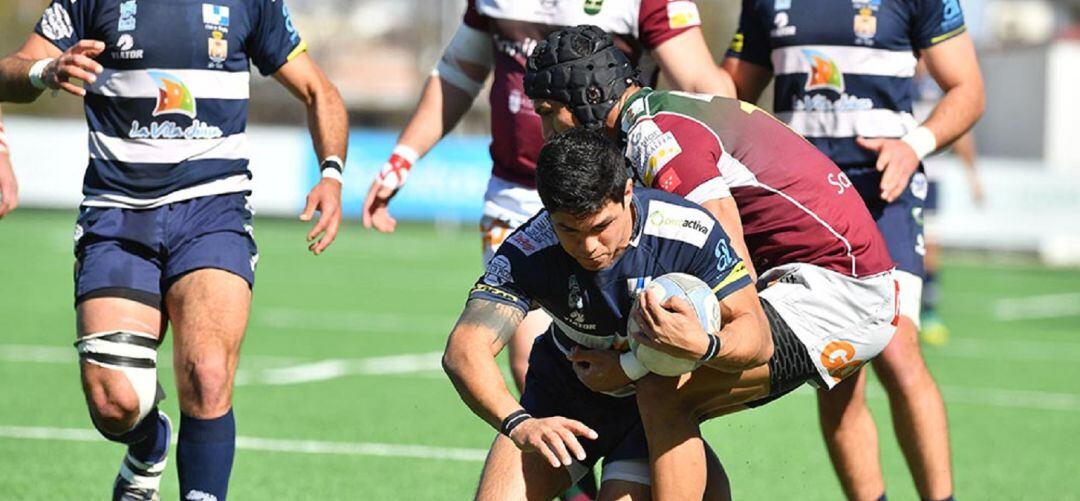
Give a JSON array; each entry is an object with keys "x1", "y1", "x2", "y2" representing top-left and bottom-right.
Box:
[
  {"x1": 636, "y1": 191, "x2": 719, "y2": 250},
  {"x1": 503, "y1": 211, "x2": 560, "y2": 257}
]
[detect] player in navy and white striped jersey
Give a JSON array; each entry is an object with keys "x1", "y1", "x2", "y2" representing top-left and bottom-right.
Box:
[
  {"x1": 0, "y1": 1, "x2": 348, "y2": 499},
  {"x1": 723, "y1": 0, "x2": 984, "y2": 499}
]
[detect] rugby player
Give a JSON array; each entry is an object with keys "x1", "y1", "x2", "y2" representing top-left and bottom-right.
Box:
[
  {"x1": 723, "y1": 0, "x2": 985, "y2": 498},
  {"x1": 524, "y1": 26, "x2": 900, "y2": 499},
  {"x1": 0, "y1": 106, "x2": 16, "y2": 218},
  {"x1": 0, "y1": 1, "x2": 347, "y2": 499},
  {"x1": 444, "y1": 128, "x2": 814, "y2": 499},
  {"x1": 361, "y1": 0, "x2": 735, "y2": 403}
]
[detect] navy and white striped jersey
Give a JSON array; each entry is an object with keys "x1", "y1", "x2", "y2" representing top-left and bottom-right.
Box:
[
  {"x1": 726, "y1": 0, "x2": 966, "y2": 169},
  {"x1": 36, "y1": 0, "x2": 306, "y2": 208},
  {"x1": 469, "y1": 188, "x2": 753, "y2": 351}
]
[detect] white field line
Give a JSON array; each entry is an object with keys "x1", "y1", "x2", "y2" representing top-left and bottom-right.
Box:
[
  {"x1": 253, "y1": 307, "x2": 455, "y2": 334},
  {"x1": 244, "y1": 352, "x2": 443, "y2": 386},
  {"x1": 0, "y1": 426, "x2": 487, "y2": 462},
  {"x1": 994, "y1": 292, "x2": 1080, "y2": 321}
]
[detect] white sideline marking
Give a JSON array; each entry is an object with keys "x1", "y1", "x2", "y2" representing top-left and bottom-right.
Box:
[
  {"x1": 0, "y1": 426, "x2": 487, "y2": 462},
  {"x1": 255, "y1": 307, "x2": 454, "y2": 334},
  {"x1": 994, "y1": 292, "x2": 1080, "y2": 320},
  {"x1": 245, "y1": 352, "x2": 443, "y2": 385}
]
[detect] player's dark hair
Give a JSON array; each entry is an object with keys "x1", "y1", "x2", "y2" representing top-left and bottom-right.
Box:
[{"x1": 536, "y1": 128, "x2": 628, "y2": 217}]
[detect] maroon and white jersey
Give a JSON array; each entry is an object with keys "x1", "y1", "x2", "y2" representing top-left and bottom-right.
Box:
[
  {"x1": 620, "y1": 88, "x2": 894, "y2": 278},
  {"x1": 464, "y1": 0, "x2": 702, "y2": 187}
]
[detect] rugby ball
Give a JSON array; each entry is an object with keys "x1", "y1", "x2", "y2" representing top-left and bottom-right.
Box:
[{"x1": 627, "y1": 273, "x2": 723, "y2": 376}]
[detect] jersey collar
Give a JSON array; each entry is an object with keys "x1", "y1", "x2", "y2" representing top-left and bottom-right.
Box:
[{"x1": 618, "y1": 87, "x2": 654, "y2": 136}]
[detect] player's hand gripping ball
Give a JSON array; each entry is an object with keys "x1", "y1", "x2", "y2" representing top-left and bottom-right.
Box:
[{"x1": 628, "y1": 273, "x2": 723, "y2": 376}]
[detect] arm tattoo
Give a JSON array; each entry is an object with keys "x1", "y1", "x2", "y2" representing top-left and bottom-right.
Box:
[{"x1": 457, "y1": 299, "x2": 526, "y2": 347}]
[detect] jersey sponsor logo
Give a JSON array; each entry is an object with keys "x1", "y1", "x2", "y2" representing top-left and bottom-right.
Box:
[
  {"x1": 112, "y1": 34, "x2": 144, "y2": 60},
  {"x1": 507, "y1": 215, "x2": 559, "y2": 256},
  {"x1": 118, "y1": 0, "x2": 138, "y2": 32},
  {"x1": 643, "y1": 201, "x2": 715, "y2": 248},
  {"x1": 714, "y1": 237, "x2": 736, "y2": 272},
  {"x1": 626, "y1": 121, "x2": 682, "y2": 186},
  {"x1": 827, "y1": 171, "x2": 853, "y2": 195},
  {"x1": 471, "y1": 283, "x2": 521, "y2": 305},
  {"x1": 566, "y1": 275, "x2": 597, "y2": 330},
  {"x1": 775, "y1": 0, "x2": 791, "y2": 9},
  {"x1": 645, "y1": 132, "x2": 682, "y2": 185},
  {"x1": 129, "y1": 72, "x2": 223, "y2": 140},
  {"x1": 771, "y1": 11, "x2": 796, "y2": 38},
  {"x1": 940, "y1": 0, "x2": 964, "y2": 33},
  {"x1": 802, "y1": 49, "x2": 844, "y2": 93},
  {"x1": 202, "y1": 4, "x2": 231, "y2": 29},
  {"x1": 150, "y1": 72, "x2": 197, "y2": 118},
  {"x1": 820, "y1": 340, "x2": 863, "y2": 383},
  {"x1": 483, "y1": 255, "x2": 514, "y2": 287},
  {"x1": 40, "y1": 3, "x2": 74, "y2": 41},
  {"x1": 667, "y1": 1, "x2": 701, "y2": 29},
  {"x1": 282, "y1": 4, "x2": 301, "y2": 45},
  {"x1": 712, "y1": 261, "x2": 748, "y2": 294},
  {"x1": 584, "y1": 0, "x2": 604, "y2": 15},
  {"x1": 910, "y1": 172, "x2": 928, "y2": 200}
]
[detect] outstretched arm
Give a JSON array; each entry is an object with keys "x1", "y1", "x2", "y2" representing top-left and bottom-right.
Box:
[
  {"x1": 273, "y1": 53, "x2": 348, "y2": 255},
  {"x1": 653, "y1": 28, "x2": 735, "y2": 98},
  {"x1": 443, "y1": 298, "x2": 597, "y2": 468}
]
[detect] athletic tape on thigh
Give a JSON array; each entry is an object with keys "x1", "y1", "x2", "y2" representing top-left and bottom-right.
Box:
[{"x1": 75, "y1": 331, "x2": 161, "y2": 421}]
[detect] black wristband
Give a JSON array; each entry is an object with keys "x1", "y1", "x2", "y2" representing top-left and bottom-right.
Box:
[
  {"x1": 500, "y1": 409, "x2": 532, "y2": 437},
  {"x1": 700, "y1": 334, "x2": 721, "y2": 362},
  {"x1": 320, "y1": 157, "x2": 344, "y2": 173}
]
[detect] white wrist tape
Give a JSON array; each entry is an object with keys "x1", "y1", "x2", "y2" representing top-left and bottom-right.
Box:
[
  {"x1": 321, "y1": 167, "x2": 343, "y2": 183},
  {"x1": 29, "y1": 58, "x2": 54, "y2": 90},
  {"x1": 432, "y1": 24, "x2": 493, "y2": 98},
  {"x1": 619, "y1": 351, "x2": 651, "y2": 381},
  {"x1": 901, "y1": 126, "x2": 937, "y2": 160}
]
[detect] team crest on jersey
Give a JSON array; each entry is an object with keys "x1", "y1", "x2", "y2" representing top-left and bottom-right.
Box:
[
  {"x1": 208, "y1": 31, "x2": 228, "y2": 67},
  {"x1": 643, "y1": 201, "x2": 714, "y2": 248},
  {"x1": 852, "y1": 0, "x2": 880, "y2": 45},
  {"x1": 150, "y1": 71, "x2": 197, "y2": 118},
  {"x1": 667, "y1": 1, "x2": 701, "y2": 29},
  {"x1": 112, "y1": 34, "x2": 144, "y2": 60},
  {"x1": 802, "y1": 49, "x2": 845, "y2": 93},
  {"x1": 583, "y1": 0, "x2": 604, "y2": 15}
]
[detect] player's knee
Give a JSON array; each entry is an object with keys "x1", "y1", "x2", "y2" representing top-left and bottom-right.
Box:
[
  {"x1": 177, "y1": 356, "x2": 232, "y2": 416},
  {"x1": 84, "y1": 378, "x2": 142, "y2": 434},
  {"x1": 76, "y1": 331, "x2": 162, "y2": 438}
]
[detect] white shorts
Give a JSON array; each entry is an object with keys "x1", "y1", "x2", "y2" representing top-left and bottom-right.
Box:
[
  {"x1": 758, "y1": 263, "x2": 899, "y2": 389},
  {"x1": 480, "y1": 176, "x2": 543, "y2": 265},
  {"x1": 894, "y1": 269, "x2": 924, "y2": 328}
]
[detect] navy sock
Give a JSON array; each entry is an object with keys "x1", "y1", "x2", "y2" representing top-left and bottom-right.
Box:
[
  {"x1": 178, "y1": 409, "x2": 236, "y2": 501},
  {"x1": 876, "y1": 494, "x2": 888, "y2": 501},
  {"x1": 127, "y1": 408, "x2": 169, "y2": 464},
  {"x1": 923, "y1": 270, "x2": 940, "y2": 314},
  {"x1": 923, "y1": 497, "x2": 954, "y2": 501}
]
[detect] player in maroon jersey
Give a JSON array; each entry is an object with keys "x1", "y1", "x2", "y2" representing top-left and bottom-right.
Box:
[{"x1": 525, "y1": 26, "x2": 900, "y2": 499}]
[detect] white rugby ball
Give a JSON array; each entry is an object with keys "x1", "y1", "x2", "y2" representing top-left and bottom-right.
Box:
[{"x1": 627, "y1": 273, "x2": 723, "y2": 376}]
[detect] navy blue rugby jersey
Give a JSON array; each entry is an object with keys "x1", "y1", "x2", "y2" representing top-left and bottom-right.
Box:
[
  {"x1": 469, "y1": 188, "x2": 753, "y2": 351},
  {"x1": 35, "y1": 0, "x2": 306, "y2": 208},
  {"x1": 726, "y1": 0, "x2": 966, "y2": 168}
]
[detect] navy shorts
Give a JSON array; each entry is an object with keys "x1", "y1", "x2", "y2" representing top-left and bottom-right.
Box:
[
  {"x1": 74, "y1": 193, "x2": 258, "y2": 309},
  {"x1": 520, "y1": 334, "x2": 648, "y2": 472},
  {"x1": 847, "y1": 166, "x2": 927, "y2": 277}
]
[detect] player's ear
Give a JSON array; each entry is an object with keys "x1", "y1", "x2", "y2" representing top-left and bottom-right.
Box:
[{"x1": 623, "y1": 179, "x2": 633, "y2": 202}]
